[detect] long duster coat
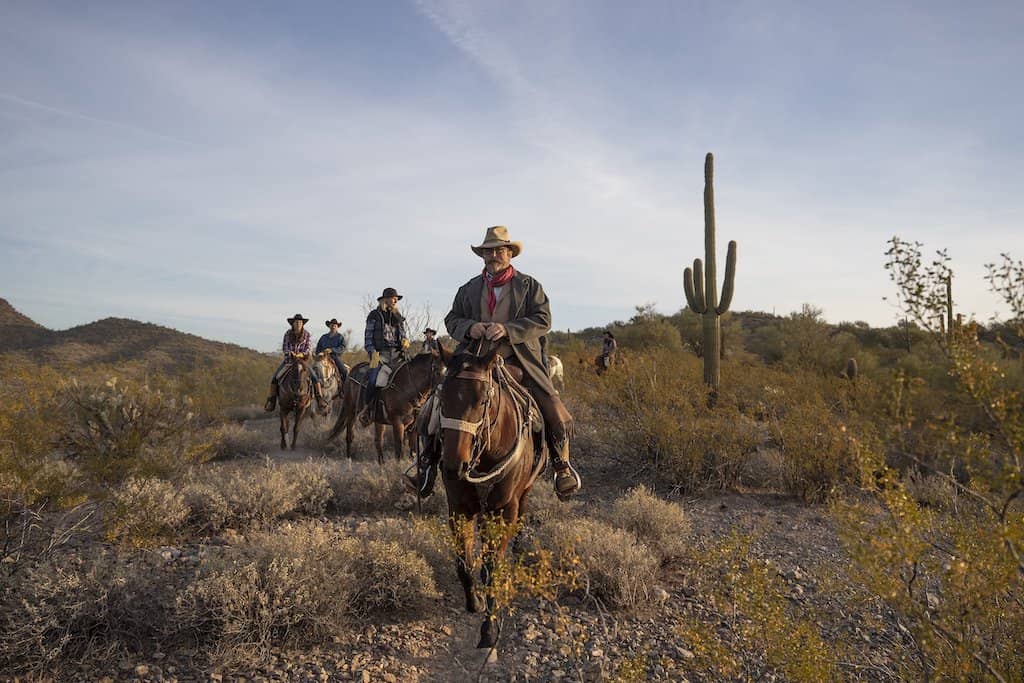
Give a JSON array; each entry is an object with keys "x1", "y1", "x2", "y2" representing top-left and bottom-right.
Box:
[{"x1": 444, "y1": 270, "x2": 557, "y2": 396}]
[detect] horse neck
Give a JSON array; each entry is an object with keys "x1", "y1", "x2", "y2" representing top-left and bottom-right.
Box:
[
  {"x1": 478, "y1": 382, "x2": 521, "y2": 464},
  {"x1": 389, "y1": 357, "x2": 433, "y2": 405}
]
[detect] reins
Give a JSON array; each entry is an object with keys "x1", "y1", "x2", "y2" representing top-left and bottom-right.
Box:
[{"x1": 440, "y1": 355, "x2": 532, "y2": 486}]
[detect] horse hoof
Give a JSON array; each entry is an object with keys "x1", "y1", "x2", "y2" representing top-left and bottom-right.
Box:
[{"x1": 476, "y1": 620, "x2": 499, "y2": 649}]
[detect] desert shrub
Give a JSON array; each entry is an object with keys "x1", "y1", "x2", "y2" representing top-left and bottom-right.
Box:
[
  {"x1": 573, "y1": 348, "x2": 758, "y2": 493},
  {"x1": 328, "y1": 459, "x2": 446, "y2": 515},
  {"x1": 830, "y1": 240, "x2": 1024, "y2": 681},
  {"x1": 0, "y1": 548, "x2": 174, "y2": 674},
  {"x1": 181, "y1": 479, "x2": 231, "y2": 535},
  {"x1": 184, "y1": 459, "x2": 337, "y2": 531},
  {"x1": 364, "y1": 516, "x2": 452, "y2": 576},
  {"x1": 106, "y1": 476, "x2": 189, "y2": 546},
  {"x1": 58, "y1": 378, "x2": 206, "y2": 483},
  {"x1": 771, "y1": 398, "x2": 863, "y2": 503},
  {"x1": 289, "y1": 460, "x2": 333, "y2": 516},
  {"x1": 208, "y1": 422, "x2": 266, "y2": 459},
  {"x1": 538, "y1": 517, "x2": 657, "y2": 610},
  {"x1": 607, "y1": 485, "x2": 690, "y2": 565},
  {"x1": 176, "y1": 354, "x2": 278, "y2": 419},
  {"x1": 675, "y1": 531, "x2": 842, "y2": 682},
  {"x1": 179, "y1": 523, "x2": 437, "y2": 664}
]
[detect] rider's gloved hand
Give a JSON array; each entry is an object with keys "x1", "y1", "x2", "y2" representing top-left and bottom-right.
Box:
[
  {"x1": 401, "y1": 338, "x2": 410, "y2": 350},
  {"x1": 369, "y1": 351, "x2": 381, "y2": 369}
]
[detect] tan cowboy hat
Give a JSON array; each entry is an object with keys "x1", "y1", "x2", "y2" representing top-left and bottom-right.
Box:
[{"x1": 471, "y1": 225, "x2": 522, "y2": 258}]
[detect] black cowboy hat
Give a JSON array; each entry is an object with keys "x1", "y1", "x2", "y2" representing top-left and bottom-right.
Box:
[
  {"x1": 325, "y1": 318, "x2": 342, "y2": 327},
  {"x1": 377, "y1": 287, "x2": 403, "y2": 301},
  {"x1": 604, "y1": 330, "x2": 615, "y2": 338},
  {"x1": 424, "y1": 327, "x2": 437, "y2": 335},
  {"x1": 287, "y1": 313, "x2": 309, "y2": 324}
]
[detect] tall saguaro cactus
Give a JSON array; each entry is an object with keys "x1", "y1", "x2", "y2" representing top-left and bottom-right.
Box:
[{"x1": 683, "y1": 153, "x2": 737, "y2": 392}]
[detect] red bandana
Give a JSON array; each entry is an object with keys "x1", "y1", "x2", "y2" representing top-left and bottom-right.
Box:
[{"x1": 483, "y1": 266, "x2": 516, "y2": 316}]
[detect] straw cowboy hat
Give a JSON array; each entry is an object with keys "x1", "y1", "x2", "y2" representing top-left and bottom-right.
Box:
[
  {"x1": 471, "y1": 225, "x2": 522, "y2": 258},
  {"x1": 325, "y1": 318, "x2": 342, "y2": 327},
  {"x1": 287, "y1": 313, "x2": 309, "y2": 324},
  {"x1": 377, "y1": 287, "x2": 403, "y2": 301}
]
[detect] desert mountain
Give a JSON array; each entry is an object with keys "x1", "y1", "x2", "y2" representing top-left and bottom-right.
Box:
[{"x1": 0, "y1": 299, "x2": 270, "y2": 372}]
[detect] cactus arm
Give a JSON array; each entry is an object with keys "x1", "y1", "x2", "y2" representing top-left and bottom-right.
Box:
[
  {"x1": 716, "y1": 241, "x2": 737, "y2": 315},
  {"x1": 693, "y1": 259, "x2": 706, "y2": 313},
  {"x1": 684, "y1": 266, "x2": 703, "y2": 313}
]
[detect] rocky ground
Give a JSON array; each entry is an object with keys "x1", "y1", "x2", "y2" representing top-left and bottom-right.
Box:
[{"x1": 9, "y1": 413, "x2": 905, "y2": 683}]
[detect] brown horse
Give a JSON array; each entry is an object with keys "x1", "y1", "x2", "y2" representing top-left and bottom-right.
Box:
[
  {"x1": 277, "y1": 357, "x2": 313, "y2": 449},
  {"x1": 589, "y1": 350, "x2": 626, "y2": 376},
  {"x1": 436, "y1": 347, "x2": 546, "y2": 649},
  {"x1": 328, "y1": 347, "x2": 450, "y2": 464}
]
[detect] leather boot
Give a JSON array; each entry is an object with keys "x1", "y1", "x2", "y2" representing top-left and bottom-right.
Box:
[
  {"x1": 264, "y1": 383, "x2": 278, "y2": 412},
  {"x1": 549, "y1": 435, "x2": 581, "y2": 500},
  {"x1": 403, "y1": 438, "x2": 441, "y2": 498}
]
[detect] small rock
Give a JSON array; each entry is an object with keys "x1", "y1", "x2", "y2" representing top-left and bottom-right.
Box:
[
  {"x1": 676, "y1": 647, "x2": 695, "y2": 660},
  {"x1": 135, "y1": 664, "x2": 150, "y2": 677},
  {"x1": 651, "y1": 586, "x2": 670, "y2": 603},
  {"x1": 210, "y1": 674, "x2": 223, "y2": 682},
  {"x1": 590, "y1": 648, "x2": 604, "y2": 658},
  {"x1": 361, "y1": 670, "x2": 371, "y2": 683},
  {"x1": 926, "y1": 592, "x2": 940, "y2": 610},
  {"x1": 441, "y1": 625, "x2": 453, "y2": 636}
]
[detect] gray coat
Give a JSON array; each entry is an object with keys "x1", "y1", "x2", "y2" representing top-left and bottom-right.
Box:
[{"x1": 445, "y1": 270, "x2": 557, "y2": 396}]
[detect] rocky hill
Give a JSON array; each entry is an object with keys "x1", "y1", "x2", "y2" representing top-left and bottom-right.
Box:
[{"x1": 0, "y1": 298, "x2": 270, "y2": 373}]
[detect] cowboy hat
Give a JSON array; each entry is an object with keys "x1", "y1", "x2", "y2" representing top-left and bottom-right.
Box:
[
  {"x1": 424, "y1": 327, "x2": 437, "y2": 335},
  {"x1": 325, "y1": 318, "x2": 342, "y2": 327},
  {"x1": 471, "y1": 225, "x2": 522, "y2": 258},
  {"x1": 287, "y1": 313, "x2": 309, "y2": 324},
  {"x1": 377, "y1": 287, "x2": 403, "y2": 301}
]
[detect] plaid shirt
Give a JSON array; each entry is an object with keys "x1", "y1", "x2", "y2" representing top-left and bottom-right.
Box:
[{"x1": 282, "y1": 329, "x2": 312, "y2": 356}]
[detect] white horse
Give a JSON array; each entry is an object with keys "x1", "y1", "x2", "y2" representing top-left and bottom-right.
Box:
[{"x1": 547, "y1": 354, "x2": 565, "y2": 392}]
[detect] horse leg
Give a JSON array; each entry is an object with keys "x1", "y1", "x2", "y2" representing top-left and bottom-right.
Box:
[
  {"x1": 477, "y1": 503, "x2": 519, "y2": 649},
  {"x1": 375, "y1": 424, "x2": 386, "y2": 466},
  {"x1": 280, "y1": 409, "x2": 289, "y2": 450},
  {"x1": 451, "y1": 514, "x2": 482, "y2": 614},
  {"x1": 292, "y1": 405, "x2": 306, "y2": 450},
  {"x1": 392, "y1": 421, "x2": 405, "y2": 461},
  {"x1": 345, "y1": 414, "x2": 354, "y2": 459}
]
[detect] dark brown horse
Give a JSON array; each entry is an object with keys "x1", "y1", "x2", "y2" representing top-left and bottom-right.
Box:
[
  {"x1": 277, "y1": 357, "x2": 313, "y2": 449},
  {"x1": 436, "y1": 347, "x2": 546, "y2": 649},
  {"x1": 328, "y1": 347, "x2": 450, "y2": 464}
]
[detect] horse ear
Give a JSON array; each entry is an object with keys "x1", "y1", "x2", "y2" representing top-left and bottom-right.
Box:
[{"x1": 436, "y1": 344, "x2": 452, "y2": 363}]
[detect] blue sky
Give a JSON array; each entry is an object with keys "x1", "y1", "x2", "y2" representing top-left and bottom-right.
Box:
[{"x1": 1, "y1": 1, "x2": 1021, "y2": 350}]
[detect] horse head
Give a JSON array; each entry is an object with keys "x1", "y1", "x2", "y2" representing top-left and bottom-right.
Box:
[{"x1": 438, "y1": 347, "x2": 505, "y2": 481}]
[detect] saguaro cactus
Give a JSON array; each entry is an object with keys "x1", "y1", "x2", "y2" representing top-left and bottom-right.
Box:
[{"x1": 683, "y1": 153, "x2": 737, "y2": 392}]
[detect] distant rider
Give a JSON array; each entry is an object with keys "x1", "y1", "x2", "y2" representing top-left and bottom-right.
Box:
[{"x1": 264, "y1": 313, "x2": 313, "y2": 412}]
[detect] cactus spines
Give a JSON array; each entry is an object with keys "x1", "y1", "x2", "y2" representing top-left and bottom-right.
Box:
[{"x1": 683, "y1": 153, "x2": 738, "y2": 392}]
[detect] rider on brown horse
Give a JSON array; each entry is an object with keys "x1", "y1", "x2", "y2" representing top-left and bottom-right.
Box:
[
  {"x1": 358, "y1": 287, "x2": 410, "y2": 425},
  {"x1": 406, "y1": 225, "x2": 583, "y2": 500},
  {"x1": 601, "y1": 330, "x2": 618, "y2": 368},
  {"x1": 265, "y1": 313, "x2": 314, "y2": 412}
]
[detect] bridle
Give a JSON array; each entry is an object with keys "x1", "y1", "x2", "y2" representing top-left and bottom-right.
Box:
[{"x1": 439, "y1": 355, "x2": 529, "y2": 485}]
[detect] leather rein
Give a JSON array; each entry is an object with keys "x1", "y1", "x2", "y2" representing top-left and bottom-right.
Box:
[{"x1": 439, "y1": 356, "x2": 531, "y2": 485}]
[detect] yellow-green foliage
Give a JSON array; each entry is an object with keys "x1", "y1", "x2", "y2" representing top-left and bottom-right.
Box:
[
  {"x1": 832, "y1": 240, "x2": 1024, "y2": 680},
  {"x1": 674, "y1": 531, "x2": 841, "y2": 682},
  {"x1": 58, "y1": 377, "x2": 207, "y2": 483}
]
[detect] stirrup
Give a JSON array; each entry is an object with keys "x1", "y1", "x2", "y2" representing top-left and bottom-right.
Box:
[{"x1": 553, "y1": 462, "x2": 582, "y2": 500}]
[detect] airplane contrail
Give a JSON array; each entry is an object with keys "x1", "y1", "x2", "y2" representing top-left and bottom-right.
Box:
[{"x1": 0, "y1": 92, "x2": 199, "y2": 147}]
